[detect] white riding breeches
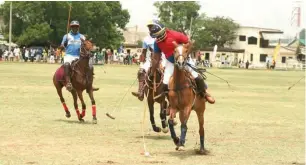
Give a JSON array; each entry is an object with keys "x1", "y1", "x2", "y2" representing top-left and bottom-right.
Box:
[
  {"x1": 64, "y1": 55, "x2": 79, "y2": 64},
  {"x1": 140, "y1": 53, "x2": 167, "y2": 73},
  {"x1": 64, "y1": 55, "x2": 93, "y2": 67},
  {"x1": 163, "y1": 57, "x2": 198, "y2": 85}
]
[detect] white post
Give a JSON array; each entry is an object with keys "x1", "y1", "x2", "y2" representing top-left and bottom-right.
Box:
[{"x1": 9, "y1": 2, "x2": 12, "y2": 52}]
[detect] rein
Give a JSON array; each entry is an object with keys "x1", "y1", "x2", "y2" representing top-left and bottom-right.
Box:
[{"x1": 144, "y1": 69, "x2": 164, "y2": 90}]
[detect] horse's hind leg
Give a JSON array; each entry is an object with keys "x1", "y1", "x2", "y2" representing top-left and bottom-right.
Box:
[
  {"x1": 54, "y1": 79, "x2": 71, "y2": 118},
  {"x1": 71, "y1": 90, "x2": 82, "y2": 121},
  {"x1": 76, "y1": 90, "x2": 86, "y2": 119},
  {"x1": 160, "y1": 100, "x2": 168, "y2": 133},
  {"x1": 88, "y1": 89, "x2": 97, "y2": 124},
  {"x1": 148, "y1": 98, "x2": 161, "y2": 132},
  {"x1": 195, "y1": 107, "x2": 209, "y2": 155}
]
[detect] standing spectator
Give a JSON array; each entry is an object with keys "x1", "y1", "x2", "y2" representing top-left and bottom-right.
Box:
[
  {"x1": 49, "y1": 49, "x2": 55, "y2": 64},
  {"x1": 9, "y1": 49, "x2": 14, "y2": 61},
  {"x1": 246, "y1": 60, "x2": 250, "y2": 69},
  {"x1": 35, "y1": 48, "x2": 42, "y2": 62},
  {"x1": 61, "y1": 49, "x2": 65, "y2": 64},
  {"x1": 25, "y1": 48, "x2": 29, "y2": 62},
  {"x1": 4, "y1": 49, "x2": 9, "y2": 61},
  {"x1": 43, "y1": 48, "x2": 47, "y2": 63},
  {"x1": 30, "y1": 48, "x2": 35, "y2": 62},
  {"x1": 21, "y1": 47, "x2": 26, "y2": 62}
]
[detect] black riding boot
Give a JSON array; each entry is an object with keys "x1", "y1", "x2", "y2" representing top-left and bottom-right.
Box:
[
  {"x1": 64, "y1": 62, "x2": 72, "y2": 92},
  {"x1": 163, "y1": 84, "x2": 171, "y2": 115},
  {"x1": 131, "y1": 69, "x2": 146, "y2": 101},
  {"x1": 195, "y1": 76, "x2": 215, "y2": 104},
  {"x1": 195, "y1": 76, "x2": 205, "y2": 97}
]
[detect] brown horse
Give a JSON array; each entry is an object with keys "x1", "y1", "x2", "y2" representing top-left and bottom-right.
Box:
[
  {"x1": 53, "y1": 39, "x2": 97, "y2": 124},
  {"x1": 144, "y1": 66, "x2": 169, "y2": 133},
  {"x1": 167, "y1": 42, "x2": 208, "y2": 154}
]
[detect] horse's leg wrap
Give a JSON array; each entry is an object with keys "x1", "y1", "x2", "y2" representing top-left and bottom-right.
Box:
[
  {"x1": 62, "y1": 102, "x2": 69, "y2": 112},
  {"x1": 168, "y1": 119, "x2": 179, "y2": 145},
  {"x1": 81, "y1": 104, "x2": 86, "y2": 118},
  {"x1": 76, "y1": 109, "x2": 81, "y2": 119},
  {"x1": 92, "y1": 105, "x2": 96, "y2": 117},
  {"x1": 200, "y1": 135, "x2": 205, "y2": 150},
  {"x1": 180, "y1": 123, "x2": 188, "y2": 146}
]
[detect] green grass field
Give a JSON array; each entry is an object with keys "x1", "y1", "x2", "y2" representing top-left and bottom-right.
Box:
[{"x1": 0, "y1": 62, "x2": 304, "y2": 165}]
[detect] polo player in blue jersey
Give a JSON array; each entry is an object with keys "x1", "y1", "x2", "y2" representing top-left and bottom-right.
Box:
[{"x1": 60, "y1": 20, "x2": 99, "y2": 92}]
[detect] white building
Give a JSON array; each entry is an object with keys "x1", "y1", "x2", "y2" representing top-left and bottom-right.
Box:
[{"x1": 201, "y1": 26, "x2": 300, "y2": 69}]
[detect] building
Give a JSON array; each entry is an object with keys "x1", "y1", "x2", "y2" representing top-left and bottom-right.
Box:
[
  {"x1": 200, "y1": 26, "x2": 300, "y2": 69},
  {"x1": 122, "y1": 26, "x2": 147, "y2": 56}
]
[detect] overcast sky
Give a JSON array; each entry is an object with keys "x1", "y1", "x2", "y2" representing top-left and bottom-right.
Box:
[
  {"x1": 120, "y1": 0, "x2": 305, "y2": 36},
  {"x1": 0, "y1": 0, "x2": 304, "y2": 36}
]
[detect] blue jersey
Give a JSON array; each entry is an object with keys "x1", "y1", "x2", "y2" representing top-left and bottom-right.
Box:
[{"x1": 61, "y1": 31, "x2": 85, "y2": 56}]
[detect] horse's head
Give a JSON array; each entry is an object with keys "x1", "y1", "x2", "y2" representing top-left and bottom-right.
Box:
[
  {"x1": 173, "y1": 41, "x2": 193, "y2": 70},
  {"x1": 80, "y1": 38, "x2": 94, "y2": 59}
]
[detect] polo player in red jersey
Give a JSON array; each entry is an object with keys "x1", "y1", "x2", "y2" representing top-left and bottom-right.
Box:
[{"x1": 148, "y1": 20, "x2": 215, "y2": 104}]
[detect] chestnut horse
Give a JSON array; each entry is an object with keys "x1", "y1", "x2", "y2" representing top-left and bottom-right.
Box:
[
  {"x1": 144, "y1": 66, "x2": 168, "y2": 133},
  {"x1": 53, "y1": 39, "x2": 98, "y2": 124},
  {"x1": 167, "y1": 42, "x2": 208, "y2": 154}
]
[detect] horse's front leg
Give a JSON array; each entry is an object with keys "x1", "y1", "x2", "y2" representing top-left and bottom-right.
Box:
[
  {"x1": 148, "y1": 96, "x2": 161, "y2": 132},
  {"x1": 177, "y1": 107, "x2": 192, "y2": 151},
  {"x1": 87, "y1": 88, "x2": 97, "y2": 124},
  {"x1": 168, "y1": 108, "x2": 179, "y2": 148},
  {"x1": 160, "y1": 98, "x2": 168, "y2": 133},
  {"x1": 76, "y1": 90, "x2": 86, "y2": 120},
  {"x1": 71, "y1": 90, "x2": 82, "y2": 121}
]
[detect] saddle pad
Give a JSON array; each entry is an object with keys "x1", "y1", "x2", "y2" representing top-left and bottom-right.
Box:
[{"x1": 55, "y1": 65, "x2": 65, "y2": 82}]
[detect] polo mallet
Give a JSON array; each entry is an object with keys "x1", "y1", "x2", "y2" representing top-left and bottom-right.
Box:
[
  {"x1": 106, "y1": 77, "x2": 138, "y2": 119},
  {"x1": 288, "y1": 76, "x2": 305, "y2": 90}
]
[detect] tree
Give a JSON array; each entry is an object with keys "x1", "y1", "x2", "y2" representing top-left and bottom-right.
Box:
[
  {"x1": 0, "y1": 1, "x2": 130, "y2": 48},
  {"x1": 203, "y1": 16, "x2": 239, "y2": 47},
  {"x1": 154, "y1": 1, "x2": 200, "y2": 34},
  {"x1": 154, "y1": 2, "x2": 239, "y2": 49}
]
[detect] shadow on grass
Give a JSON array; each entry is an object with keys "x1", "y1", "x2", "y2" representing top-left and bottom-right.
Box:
[
  {"x1": 165, "y1": 148, "x2": 213, "y2": 160},
  {"x1": 53, "y1": 119, "x2": 94, "y2": 125},
  {"x1": 135, "y1": 135, "x2": 172, "y2": 141}
]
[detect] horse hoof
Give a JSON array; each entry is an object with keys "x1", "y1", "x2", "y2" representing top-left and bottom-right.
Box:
[
  {"x1": 92, "y1": 118, "x2": 97, "y2": 124},
  {"x1": 65, "y1": 113, "x2": 71, "y2": 118},
  {"x1": 177, "y1": 146, "x2": 185, "y2": 151},
  {"x1": 79, "y1": 119, "x2": 85, "y2": 122},
  {"x1": 162, "y1": 127, "x2": 169, "y2": 133},
  {"x1": 196, "y1": 148, "x2": 210, "y2": 155},
  {"x1": 154, "y1": 127, "x2": 161, "y2": 132},
  {"x1": 173, "y1": 137, "x2": 180, "y2": 146}
]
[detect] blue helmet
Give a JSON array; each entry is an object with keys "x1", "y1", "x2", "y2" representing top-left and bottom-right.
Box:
[
  {"x1": 70, "y1": 20, "x2": 80, "y2": 27},
  {"x1": 147, "y1": 20, "x2": 166, "y2": 42}
]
